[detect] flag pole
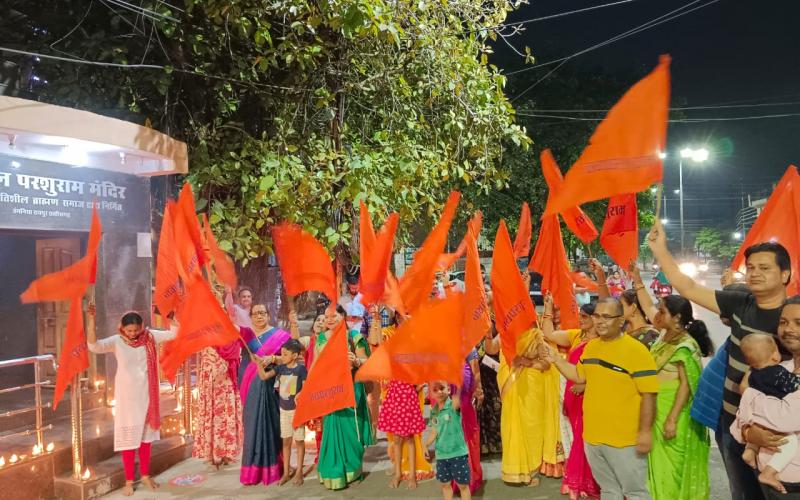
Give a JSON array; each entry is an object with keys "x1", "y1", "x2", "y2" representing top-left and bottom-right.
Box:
[{"x1": 654, "y1": 183, "x2": 664, "y2": 222}]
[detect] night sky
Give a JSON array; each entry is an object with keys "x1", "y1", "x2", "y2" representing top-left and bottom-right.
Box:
[{"x1": 493, "y1": 0, "x2": 800, "y2": 231}]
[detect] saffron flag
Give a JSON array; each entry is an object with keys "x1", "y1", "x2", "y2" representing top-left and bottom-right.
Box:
[
  {"x1": 359, "y1": 202, "x2": 400, "y2": 306},
  {"x1": 544, "y1": 56, "x2": 671, "y2": 216},
  {"x1": 513, "y1": 202, "x2": 532, "y2": 259},
  {"x1": 272, "y1": 222, "x2": 337, "y2": 304},
  {"x1": 571, "y1": 271, "x2": 599, "y2": 292},
  {"x1": 600, "y1": 193, "x2": 639, "y2": 269},
  {"x1": 154, "y1": 201, "x2": 181, "y2": 317},
  {"x1": 731, "y1": 165, "x2": 800, "y2": 294},
  {"x1": 490, "y1": 220, "x2": 538, "y2": 363},
  {"x1": 172, "y1": 197, "x2": 204, "y2": 284},
  {"x1": 160, "y1": 279, "x2": 240, "y2": 382},
  {"x1": 398, "y1": 191, "x2": 461, "y2": 313},
  {"x1": 462, "y1": 224, "x2": 491, "y2": 355},
  {"x1": 529, "y1": 215, "x2": 580, "y2": 329},
  {"x1": 52, "y1": 296, "x2": 89, "y2": 409},
  {"x1": 293, "y1": 320, "x2": 356, "y2": 427},
  {"x1": 20, "y1": 207, "x2": 102, "y2": 303},
  {"x1": 176, "y1": 183, "x2": 205, "y2": 267},
  {"x1": 355, "y1": 295, "x2": 466, "y2": 386},
  {"x1": 201, "y1": 213, "x2": 238, "y2": 291},
  {"x1": 540, "y1": 149, "x2": 599, "y2": 243},
  {"x1": 383, "y1": 272, "x2": 406, "y2": 317},
  {"x1": 438, "y1": 211, "x2": 483, "y2": 272}
]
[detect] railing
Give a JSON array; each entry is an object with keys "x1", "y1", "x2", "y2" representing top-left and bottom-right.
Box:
[{"x1": 0, "y1": 354, "x2": 57, "y2": 451}]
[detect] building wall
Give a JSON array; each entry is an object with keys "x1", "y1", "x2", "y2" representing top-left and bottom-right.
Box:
[
  {"x1": 0, "y1": 156, "x2": 153, "y2": 398},
  {"x1": 0, "y1": 234, "x2": 37, "y2": 384}
]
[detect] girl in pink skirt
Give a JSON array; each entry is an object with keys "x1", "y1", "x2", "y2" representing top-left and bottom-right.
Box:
[{"x1": 378, "y1": 380, "x2": 427, "y2": 489}]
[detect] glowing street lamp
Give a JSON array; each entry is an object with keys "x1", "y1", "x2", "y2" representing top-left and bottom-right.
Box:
[{"x1": 675, "y1": 146, "x2": 710, "y2": 254}]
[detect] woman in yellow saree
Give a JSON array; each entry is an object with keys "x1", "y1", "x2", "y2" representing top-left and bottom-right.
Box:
[{"x1": 497, "y1": 327, "x2": 564, "y2": 485}]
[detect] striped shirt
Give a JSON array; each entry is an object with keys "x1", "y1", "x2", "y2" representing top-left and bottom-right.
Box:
[{"x1": 715, "y1": 290, "x2": 783, "y2": 425}]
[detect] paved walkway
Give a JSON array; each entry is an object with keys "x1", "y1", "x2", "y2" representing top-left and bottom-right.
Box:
[{"x1": 103, "y1": 436, "x2": 731, "y2": 499}]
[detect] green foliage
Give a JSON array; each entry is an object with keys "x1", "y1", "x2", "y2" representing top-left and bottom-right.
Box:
[
  {"x1": 4, "y1": 0, "x2": 529, "y2": 265},
  {"x1": 694, "y1": 227, "x2": 738, "y2": 262}
]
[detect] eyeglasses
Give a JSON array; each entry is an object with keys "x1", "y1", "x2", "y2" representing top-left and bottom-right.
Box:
[
  {"x1": 250, "y1": 311, "x2": 268, "y2": 317},
  {"x1": 591, "y1": 313, "x2": 622, "y2": 322}
]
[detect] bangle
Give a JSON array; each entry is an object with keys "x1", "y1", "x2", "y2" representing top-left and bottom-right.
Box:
[
  {"x1": 634, "y1": 284, "x2": 645, "y2": 290},
  {"x1": 542, "y1": 314, "x2": 553, "y2": 320}
]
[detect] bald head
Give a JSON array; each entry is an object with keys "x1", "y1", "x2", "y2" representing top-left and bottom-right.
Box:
[{"x1": 741, "y1": 333, "x2": 780, "y2": 370}]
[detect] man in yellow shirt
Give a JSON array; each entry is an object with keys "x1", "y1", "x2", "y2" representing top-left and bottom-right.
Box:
[{"x1": 543, "y1": 297, "x2": 658, "y2": 500}]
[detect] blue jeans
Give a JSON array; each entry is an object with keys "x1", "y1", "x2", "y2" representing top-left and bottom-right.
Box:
[{"x1": 716, "y1": 414, "x2": 765, "y2": 500}]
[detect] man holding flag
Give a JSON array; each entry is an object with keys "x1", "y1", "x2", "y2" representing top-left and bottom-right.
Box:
[{"x1": 648, "y1": 220, "x2": 789, "y2": 500}]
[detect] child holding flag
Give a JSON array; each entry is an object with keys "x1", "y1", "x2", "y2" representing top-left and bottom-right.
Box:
[
  {"x1": 86, "y1": 305, "x2": 177, "y2": 497},
  {"x1": 425, "y1": 380, "x2": 472, "y2": 500}
]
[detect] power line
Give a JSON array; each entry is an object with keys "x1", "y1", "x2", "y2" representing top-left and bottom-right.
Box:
[
  {"x1": 517, "y1": 111, "x2": 800, "y2": 123},
  {"x1": 522, "y1": 100, "x2": 800, "y2": 114},
  {"x1": 497, "y1": 0, "x2": 637, "y2": 30},
  {"x1": 0, "y1": 46, "x2": 301, "y2": 91},
  {"x1": 507, "y1": 0, "x2": 713, "y2": 77}
]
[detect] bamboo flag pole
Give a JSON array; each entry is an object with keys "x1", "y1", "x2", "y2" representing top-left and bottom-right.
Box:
[{"x1": 654, "y1": 183, "x2": 664, "y2": 222}]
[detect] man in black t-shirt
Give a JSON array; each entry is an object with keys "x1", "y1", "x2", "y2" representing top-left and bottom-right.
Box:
[{"x1": 648, "y1": 220, "x2": 790, "y2": 500}]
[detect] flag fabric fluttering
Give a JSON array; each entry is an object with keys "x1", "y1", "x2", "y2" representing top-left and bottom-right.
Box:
[
  {"x1": 52, "y1": 296, "x2": 89, "y2": 409},
  {"x1": 731, "y1": 165, "x2": 800, "y2": 294},
  {"x1": 570, "y1": 271, "x2": 599, "y2": 292},
  {"x1": 201, "y1": 213, "x2": 238, "y2": 291},
  {"x1": 20, "y1": 207, "x2": 102, "y2": 303},
  {"x1": 272, "y1": 222, "x2": 337, "y2": 304},
  {"x1": 490, "y1": 220, "x2": 538, "y2": 364},
  {"x1": 530, "y1": 215, "x2": 580, "y2": 329},
  {"x1": 543, "y1": 56, "x2": 671, "y2": 216},
  {"x1": 160, "y1": 279, "x2": 241, "y2": 382},
  {"x1": 176, "y1": 183, "x2": 205, "y2": 268},
  {"x1": 462, "y1": 223, "x2": 491, "y2": 355},
  {"x1": 437, "y1": 211, "x2": 483, "y2": 272},
  {"x1": 359, "y1": 202, "x2": 400, "y2": 306},
  {"x1": 398, "y1": 192, "x2": 461, "y2": 313},
  {"x1": 513, "y1": 202, "x2": 532, "y2": 259},
  {"x1": 599, "y1": 193, "x2": 639, "y2": 270},
  {"x1": 293, "y1": 320, "x2": 356, "y2": 427},
  {"x1": 540, "y1": 149, "x2": 599, "y2": 243},
  {"x1": 154, "y1": 201, "x2": 181, "y2": 318},
  {"x1": 355, "y1": 295, "x2": 466, "y2": 386}
]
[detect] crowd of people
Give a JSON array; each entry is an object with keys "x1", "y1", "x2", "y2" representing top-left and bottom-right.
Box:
[{"x1": 84, "y1": 220, "x2": 800, "y2": 499}]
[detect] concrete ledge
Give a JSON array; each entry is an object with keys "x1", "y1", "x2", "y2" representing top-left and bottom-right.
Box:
[{"x1": 53, "y1": 435, "x2": 193, "y2": 500}]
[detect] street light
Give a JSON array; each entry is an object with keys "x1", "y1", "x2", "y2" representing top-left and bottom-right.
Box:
[
  {"x1": 676, "y1": 146, "x2": 709, "y2": 255},
  {"x1": 733, "y1": 232, "x2": 742, "y2": 240},
  {"x1": 661, "y1": 218, "x2": 669, "y2": 224}
]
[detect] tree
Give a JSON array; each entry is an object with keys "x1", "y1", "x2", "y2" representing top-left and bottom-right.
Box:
[
  {"x1": 3, "y1": 0, "x2": 529, "y2": 269},
  {"x1": 694, "y1": 227, "x2": 738, "y2": 263}
]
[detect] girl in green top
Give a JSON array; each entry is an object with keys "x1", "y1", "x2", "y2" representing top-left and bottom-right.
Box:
[{"x1": 424, "y1": 381, "x2": 472, "y2": 500}]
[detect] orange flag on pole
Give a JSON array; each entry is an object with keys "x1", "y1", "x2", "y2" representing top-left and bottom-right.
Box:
[
  {"x1": 154, "y1": 201, "x2": 181, "y2": 317},
  {"x1": 540, "y1": 149, "x2": 599, "y2": 244},
  {"x1": 398, "y1": 191, "x2": 461, "y2": 313},
  {"x1": 544, "y1": 56, "x2": 670, "y2": 216},
  {"x1": 20, "y1": 207, "x2": 102, "y2": 303},
  {"x1": 437, "y1": 211, "x2": 483, "y2": 272},
  {"x1": 529, "y1": 215, "x2": 580, "y2": 329},
  {"x1": 52, "y1": 296, "x2": 89, "y2": 409},
  {"x1": 513, "y1": 202, "x2": 532, "y2": 259},
  {"x1": 359, "y1": 203, "x2": 400, "y2": 306},
  {"x1": 293, "y1": 320, "x2": 356, "y2": 427},
  {"x1": 355, "y1": 295, "x2": 466, "y2": 386},
  {"x1": 272, "y1": 222, "x2": 337, "y2": 304},
  {"x1": 160, "y1": 279, "x2": 241, "y2": 382},
  {"x1": 731, "y1": 165, "x2": 800, "y2": 294},
  {"x1": 462, "y1": 223, "x2": 491, "y2": 355},
  {"x1": 202, "y1": 214, "x2": 238, "y2": 291},
  {"x1": 490, "y1": 220, "x2": 538, "y2": 363},
  {"x1": 600, "y1": 193, "x2": 639, "y2": 269},
  {"x1": 176, "y1": 183, "x2": 205, "y2": 267}
]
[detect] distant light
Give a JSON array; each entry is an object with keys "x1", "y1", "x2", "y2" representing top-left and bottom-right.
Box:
[
  {"x1": 10, "y1": 161, "x2": 20, "y2": 169},
  {"x1": 674, "y1": 189, "x2": 680, "y2": 194},
  {"x1": 733, "y1": 232, "x2": 742, "y2": 240},
  {"x1": 658, "y1": 151, "x2": 667, "y2": 160},
  {"x1": 679, "y1": 262, "x2": 698, "y2": 278},
  {"x1": 692, "y1": 148, "x2": 709, "y2": 162},
  {"x1": 699, "y1": 263, "x2": 709, "y2": 272},
  {"x1": 680, "y1": 147, "x2": 694, "y2": 158},
  {"x1": 650, "y1": 187, "x2": 657, "y2": 193},
  {"x1": 661, "y1": 218, "x2": 669, "y2": 224}
]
